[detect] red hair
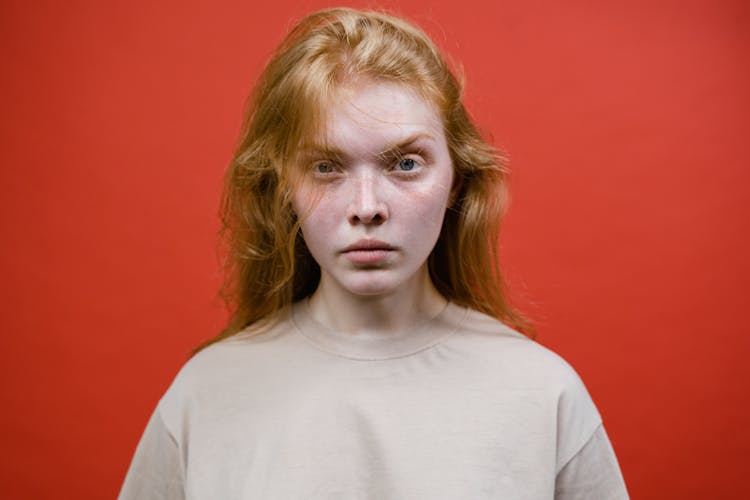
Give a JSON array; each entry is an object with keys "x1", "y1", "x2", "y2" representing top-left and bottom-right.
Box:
[{"x1": 196, "y1": 7, "x2": 534, "y2": 352}]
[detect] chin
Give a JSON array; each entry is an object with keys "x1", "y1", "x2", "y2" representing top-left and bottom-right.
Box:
[
  {"x1": 342, "y1": 281, "x2": 399, "y2": 297},
  {"x1": 335, "y1": 272, "x2": 407, "y2": 297}
]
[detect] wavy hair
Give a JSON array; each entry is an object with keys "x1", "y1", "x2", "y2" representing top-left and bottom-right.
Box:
[{"x1": 196, "y1": 7, "x2": 533, "y2": 352}]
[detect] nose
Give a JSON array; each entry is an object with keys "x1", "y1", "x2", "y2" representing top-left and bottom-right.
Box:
[{"x1": 347, "y1": 171, "x2": 388, "y2": 225}]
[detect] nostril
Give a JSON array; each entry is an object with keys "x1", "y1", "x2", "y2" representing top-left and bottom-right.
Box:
[
  {"x1": 347, "y1": 182, "x2": 388, "y2": 224},
  {"x1": 349, "y1": 210, "x2": 386, "y2": 225}
]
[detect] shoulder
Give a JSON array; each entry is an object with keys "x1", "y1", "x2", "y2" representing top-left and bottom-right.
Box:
[
  {"x1": 155, "y1": 311, "x2": 297, "y2": 434},
  {"x1": 443, "y1": 304, "x2": 588, "y2": 390},
  {"x1": 182, "y1": 315, "x2": 290, "y2": 380},
  {"x1": 443, "y1": 304, "x2": 603, "y2": 470}
]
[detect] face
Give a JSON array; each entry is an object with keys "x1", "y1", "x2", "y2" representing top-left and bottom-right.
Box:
[{"x1": 292, "y1": 80, "x2": 454, "y2": 298}]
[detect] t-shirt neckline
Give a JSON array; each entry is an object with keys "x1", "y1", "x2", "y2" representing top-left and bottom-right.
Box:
[{"x1": 290, "y1": 299, "x2": 466, "y2": 361}]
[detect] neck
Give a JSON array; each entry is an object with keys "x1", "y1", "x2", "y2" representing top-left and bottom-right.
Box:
[{"x1": 307, "y1": 267, "x2": 448, "y2": 335}]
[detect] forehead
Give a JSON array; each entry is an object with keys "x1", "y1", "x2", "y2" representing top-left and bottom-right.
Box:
[
  {"x1": 300, "y1": 80, "x2": 445, "y2": 155},
  {"x1": 335, "y1": 81, "x2": 441, "y2": 134}
]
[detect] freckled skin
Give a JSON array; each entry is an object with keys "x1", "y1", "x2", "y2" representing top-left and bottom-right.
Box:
[{"x1": 292, "y1": 81, "x2": 454, "y2": 300}]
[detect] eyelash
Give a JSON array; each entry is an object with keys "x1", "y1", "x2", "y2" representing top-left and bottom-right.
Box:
[
  {"x1": 310, "y1": 153, "x2": 425, "y2": 178},
  {"x1": 313, "y1": 161, "x2": 339, "y2": 175},
  {"x1": 390, "y1": 155, "x2": 423, "y2": 177}
]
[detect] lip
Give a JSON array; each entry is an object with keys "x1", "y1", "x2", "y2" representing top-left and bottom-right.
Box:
[
  {"x1": 341, "y1": 239, "x2": 396, "y2": 265},
  {"x1": 342, "y1": 239, "x2": 395, "y2": 252}
]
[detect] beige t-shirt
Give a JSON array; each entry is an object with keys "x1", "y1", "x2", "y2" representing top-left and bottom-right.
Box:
[{"x1": 120, "y1": 301, "x2": 628, "y2": 499}]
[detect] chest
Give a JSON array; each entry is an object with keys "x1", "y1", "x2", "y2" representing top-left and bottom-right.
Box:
[{"x1": 182, "y1": 365, "x2": 559, "y2": 499}]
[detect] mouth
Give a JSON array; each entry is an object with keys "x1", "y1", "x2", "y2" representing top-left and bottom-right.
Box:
[
  {"x1": 342, "y1": 239, "x2": 395, "y2": 252},
  {"x1": 341, "y1": 239, "x2": 396, "y2": 265}
]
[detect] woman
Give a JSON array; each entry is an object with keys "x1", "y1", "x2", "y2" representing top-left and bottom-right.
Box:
[{"x1": 120, "y1": 8, "x2": 628, "y2": 499}]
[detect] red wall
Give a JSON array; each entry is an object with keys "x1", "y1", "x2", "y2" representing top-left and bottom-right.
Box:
[{"x1": 2, "y1": 0, "x2": 748, "y2": 498}]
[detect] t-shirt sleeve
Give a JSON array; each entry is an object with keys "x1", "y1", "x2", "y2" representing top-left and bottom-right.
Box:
[
  {"x1": 118, "y1": 407, "x2": 185, "y2": 500},
  {"x1": 554, "y1": 424, "x2": 629, "y2": 500}
]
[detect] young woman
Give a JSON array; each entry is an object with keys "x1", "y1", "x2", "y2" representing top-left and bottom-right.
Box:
[{"x1": 120, "y1": 8, "x2": 628, "y2": 499}]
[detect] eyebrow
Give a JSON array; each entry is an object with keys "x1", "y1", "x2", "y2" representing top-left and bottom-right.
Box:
[
  {"x1": 299, "y1": 132, "x2": 436, "y2": 161},
  {"x1": 376, "y1": 133, "x2": 435, "y2": 158}
]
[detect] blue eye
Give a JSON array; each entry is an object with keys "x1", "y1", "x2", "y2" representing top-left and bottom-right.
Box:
[{"x1": 397, "y1": 158, "x2": 416, "y2": 171}]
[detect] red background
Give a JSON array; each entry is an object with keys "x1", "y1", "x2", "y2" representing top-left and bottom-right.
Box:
[{"x1": 2, "y1": 0, "x2": 748, "y2": 498}]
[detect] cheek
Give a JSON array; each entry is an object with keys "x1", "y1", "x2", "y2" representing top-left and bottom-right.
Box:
[
  {"x1": 407, "y1": 180, "x2": 453, "y2": 226},
  {"x1": 412, "y1": 175, "x2": 453, "y2": 213},
  {"x1": 290, "y1": 184, "x2": 316, "y2": 221},
  {"x1": 296, "y1": 193, "x2": 340, "y2": 250},
  {"x1": 292, "y1": 184, "x2": 334, "y2": 234}
]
